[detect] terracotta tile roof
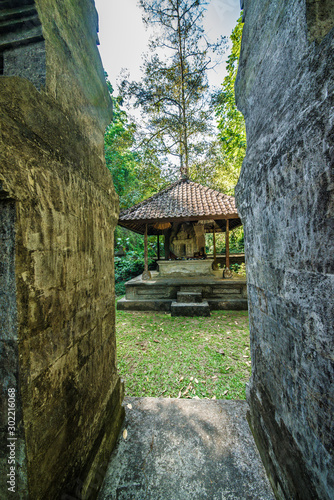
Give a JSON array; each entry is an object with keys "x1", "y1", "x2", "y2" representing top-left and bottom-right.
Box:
[{"x1": 119, "y1": 178, "x2": 239, "y2": 222}]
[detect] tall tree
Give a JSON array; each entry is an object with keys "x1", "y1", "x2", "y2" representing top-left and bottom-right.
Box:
[
  {"x1": 104, "y1": 79, "x2": 165, "y2": 209},
  {"x1": 215, "y1": 15, "x2": 246, "y2": 193},
  {"x1": 120, "y1": 0, "x2": 226, "y2": 178}
]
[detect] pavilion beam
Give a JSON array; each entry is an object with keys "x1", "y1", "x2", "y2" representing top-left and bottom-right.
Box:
[{"x1": 142, "y1": 224, "x2": 151, "y2": 280}]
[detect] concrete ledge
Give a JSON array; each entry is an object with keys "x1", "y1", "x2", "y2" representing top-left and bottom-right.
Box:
[
  {"x1": 98, "y1": 397, "x2": 274, "y2": 500},
  {"x1": 117, "y1": 298, "x2": 172, "y2": 312},
  {"x1": 208, "y1": 299, "x2": 248, "y2": 311}
]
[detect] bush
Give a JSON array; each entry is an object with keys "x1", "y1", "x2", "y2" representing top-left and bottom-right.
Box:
[
  {"x1": 114, "y1": 254, "x2": 156, "y2": 297},
  {"x1": 230, "y1": 262, "x2": 246, "y2": 277}
]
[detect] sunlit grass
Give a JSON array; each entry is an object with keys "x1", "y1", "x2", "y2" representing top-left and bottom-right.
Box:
[{"x1": 116, "y1": 310, "x2": 251, "y2": 400}]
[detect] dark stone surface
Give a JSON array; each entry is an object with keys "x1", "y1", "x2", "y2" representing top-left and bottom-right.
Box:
[
  {"x1": 0, "y1": 194, "x2": 28, "y2": 496},
  {"x1": 171, "y1": 300, "x2": 211, "y2": 317},
  {"x1": 235, "y1": 1, "x2": 334, "y2": 498},
  {"x1": 0, "y1": 1, "x2": 45, "y2": 89},
  {"x1": 99, "y1": 397, "x2": 275, "y2": 500},
  {"x1": 176, "y1": 291, "x2": 202, "y2": 303}
]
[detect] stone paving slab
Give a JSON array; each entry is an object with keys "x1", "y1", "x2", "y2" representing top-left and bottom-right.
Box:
[{"x1": 98, "y1": 397, "x2": 275, "y2": 500}]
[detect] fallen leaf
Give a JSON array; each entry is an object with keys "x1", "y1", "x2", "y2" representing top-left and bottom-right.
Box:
[
  {"x1": 226, "y1": 336, "x2": 231, "y2": 339},
  {"x1": 216, "y1": 349, "x2": 225, "y2": 355},
  {"x1": 212, "y1": 395, "x2": 216, "y2": 400},
  {"x1": 223, "y1": 390, "x2": 228, "y2": 396},
  {"x1": 127, "y1": 404, "x2": 132, "y2": 410},
  {"x1": 177, "y1": 391, "x2": 182, "y2": 399},
  {"x1": 212, "y1": 375, "x2": 218, "y2": 379},
  {"x1": 182, "y1": 382, "x2": 192, "y2": 396},
  {"x1": 123, "y1": 429, "x2": 128, "y2": 440},
  {"x1": 179, "y1": 376, "x2": 184, "y2": 382},
  {"x1": 190, "y1": 376, "x2": 194, "y2": 381},
  {"x1": 194, "y1": 378, "x2": 199, "y2": 384},
  {"x1": 193, "y1": 395, "x2": 200, "y2": 400},
  {"x1": 243, "y1": 355, "x2": 249, "y2": 358},
  {"x1": 153, "y1": 339, "x2": 160, "y2": 343}
]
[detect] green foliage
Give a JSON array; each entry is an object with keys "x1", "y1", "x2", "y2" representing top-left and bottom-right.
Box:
[
  {"x1": 230, "y1": 262, "x2": 246, "y2": 277},
  {"x1": 205, "y1": 226, "x2": 244, "y2": 254},
  {"x1": 104, "y1": 78, "x2": 166, "y2": 210},
  {"x1": 215, "y1": 15, "x2": 246, "y2": 195},
  {"x1": 114, "y1": 226, "x2": 159, "y2": 296}
]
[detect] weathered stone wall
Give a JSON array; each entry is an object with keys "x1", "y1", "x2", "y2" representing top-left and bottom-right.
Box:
[
  {"x1": 235, "y1": 1, "x2": 334, "y2": 499},
  {"x1": 0, "y1": 1, "x2": 124, "y2": 498}
]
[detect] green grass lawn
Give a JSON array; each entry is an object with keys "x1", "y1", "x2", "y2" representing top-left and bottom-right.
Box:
[{"x1": 116, "y1": 309, "x2": 251, "y2": 400}]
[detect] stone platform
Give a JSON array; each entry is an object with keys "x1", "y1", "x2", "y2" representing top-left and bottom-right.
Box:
[
  {"x1": 98, "y1": 397, "x2": 274, "y2": 500},
  {"x1": 117, "y1": 272, "x2": 248, "y2": 312}
]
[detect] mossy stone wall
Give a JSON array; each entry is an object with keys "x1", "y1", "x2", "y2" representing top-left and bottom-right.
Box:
[
  {"x1": 0, "y1": 1, "x2": 124, "y2": 498},
  {"x1": 235, "y1": 1, "x2": 334, "y2": 498}
]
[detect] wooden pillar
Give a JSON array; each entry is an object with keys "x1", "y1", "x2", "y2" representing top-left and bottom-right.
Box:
[
  {"x1": 225, "y1": 219, "x2": 230, "y2": 269},
  {"x1": 223, "y1": 219, "x2": 232, "y2": 278},
  {"x1": 164, "y1": 228, "x2": 171, "y2": 260},
  {"x1": 212, "y1": 224, "x2": 219, "y2": 270},
  {"x1": 142, "y1": 224, "x2": 151, "y2": 280},
  {"x1": 157, "y1": 234, "x2": 160, "y2": 261}
]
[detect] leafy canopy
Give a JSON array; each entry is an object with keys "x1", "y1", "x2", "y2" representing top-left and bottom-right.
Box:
[
  {"x1": 215, "y1": 16, "x2": 246, "y2": 194},
  {"x1": 104, "y1": 78, "x2": 166, "y2": 210}
]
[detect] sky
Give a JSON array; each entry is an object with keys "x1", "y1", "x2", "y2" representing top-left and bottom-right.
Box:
[{"x1": 94, "y1": 0, "x2": 241, "y2": 91}]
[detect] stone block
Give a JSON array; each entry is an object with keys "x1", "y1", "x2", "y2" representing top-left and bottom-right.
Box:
[
  {"x1": 177, "y1": 291, "x2": 202, "y2": 303},
  {"x1": 171, "y1": 301, "x2": 211, "y2": 317}
]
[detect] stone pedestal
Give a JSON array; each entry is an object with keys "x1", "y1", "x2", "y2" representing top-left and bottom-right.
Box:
[{"x1": 157, "y1": 259, "x2": 214, "y2": 277}]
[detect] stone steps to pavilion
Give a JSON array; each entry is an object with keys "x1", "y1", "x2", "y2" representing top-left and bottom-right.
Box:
[
  {"x1": 171, "y1": 300, "x2": 211, "y2": 317},
  {"x1": 170, "y1": 288, "x2": 211, "y2": 317}
]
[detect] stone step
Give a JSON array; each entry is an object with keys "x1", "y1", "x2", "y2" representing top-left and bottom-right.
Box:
[
  {"x1": 171, "y1": 300, "x2": 210, "y2": 317},
  {"x1": 177, "y1": 291, "x2": 202, "y2": 303},
  {"x1": 180, "y1": 286, "x2": 203, "y2": 294}
]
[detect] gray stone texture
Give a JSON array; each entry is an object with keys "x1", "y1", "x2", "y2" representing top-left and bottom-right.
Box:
[
  {"x1": 99, "y1": 397, "x2": 275, "y2": 500},
  {"x1": 0, "y1": 0, "x2": 124, "y2": 498},
  {"x1": 0, "y1": 1, "x2": 46, "y2": 89},
  {"x1": 235, "y1": 1, "x2": 334, "y2": 499}
]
